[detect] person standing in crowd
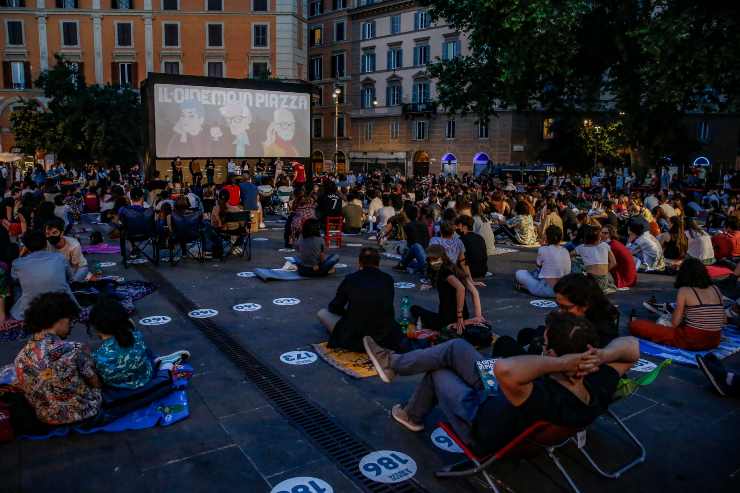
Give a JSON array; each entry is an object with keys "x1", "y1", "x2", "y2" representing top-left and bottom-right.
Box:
[
  {"x1": 205, "y1": 159, "x2": 216, "y2": 185},
  {"x1": 189, "y1": 159, "x2": 203, "y2": 187}
]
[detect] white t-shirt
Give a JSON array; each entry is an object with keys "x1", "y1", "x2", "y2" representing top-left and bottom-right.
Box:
[
  {"x1": 537, "y1": 245, "x2": 571, "y2": 279},
  {"x1": 575, "y1": 242, "x2": 611, "y2": 266},
  {"x1": 430, "y1": 236, "x2": 466, "y2": 264},
  {"x1": 686, "y1": 230, "x2": 715, "y2": 262},
  {"x1": 377, "y1": 206, "x2": 396, "y2": 229}
]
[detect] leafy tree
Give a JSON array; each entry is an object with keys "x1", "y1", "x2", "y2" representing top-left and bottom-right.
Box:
[
  {"x1": 10, "y1": 54, "x2": 144, "y2": 168},
  {"x1": 423, "y1": 0, "x2": 739, "y2": 168}
]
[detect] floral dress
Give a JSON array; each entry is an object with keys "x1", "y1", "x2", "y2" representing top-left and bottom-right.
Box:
[
  {"x1": 289, "y1": 200, "x2": 316, "y2": 246},
  {"x1": 14, "y1": 334, "x2": 102, "y2": 425},
  {"x1": 510, "y1": 214, "x2": 538, "y2": 245}
]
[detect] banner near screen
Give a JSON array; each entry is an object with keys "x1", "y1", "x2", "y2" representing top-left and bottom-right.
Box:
[{"x1": 154, "y1": 83, "x2": 311, "y2": 159}]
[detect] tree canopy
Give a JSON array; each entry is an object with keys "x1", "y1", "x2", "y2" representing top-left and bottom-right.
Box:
[
  {"x1": 10, "y1": 54, "x2": 144, "y2": 168},
  {"x1": 423, "y1": 0, "x2": 740, "y2": 167}
]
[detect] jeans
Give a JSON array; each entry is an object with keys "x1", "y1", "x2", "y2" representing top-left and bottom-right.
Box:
[
  {"x1": 400, "y1": 243, "x2": 427, "y2": 273},
  {"x1": 514, "y1": 269, "x2": 555, "y2": 298},
  {"x1": 391, "y1": 339, "x2": 485, "y2": 444},
  {"x1": 297, "y1": 254, "x2": 340, "y2": 277}
]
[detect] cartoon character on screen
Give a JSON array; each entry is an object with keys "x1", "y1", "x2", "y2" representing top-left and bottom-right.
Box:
[
  {"x1": 219, "y1": 102, "x2": 253, "y2": 157},
  {"x1": 166, "y1": 98, "x2": 212, "y2": 157},
  {"x1": 263, "y1": 108, "x2": 299, "y2": 157}
]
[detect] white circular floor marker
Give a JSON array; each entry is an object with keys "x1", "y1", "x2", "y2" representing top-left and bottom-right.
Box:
[
  {"x1": 98, "y1": 261, "x2": 117, "y2": 268},
  {"x1": 139, "y1": 315, "x2": 172, "y2": 326},
  {"x1": 359, "y1": 450, "x2": 417, "y2": 484},
  {"x1": 280, "y1": 351, "x2": 317, "y2": 365},
  {"x1": 233, "y1": 303, "x2": 261, "y2": 312},
  {"x1": 188, "y1": 308, "x2": 218, "y2": 319},
  {"x1": 253, "y1": 237, "x2": 269, "y2": 242},
  {"x1": 128, "y1": 258, "x2": 148, "y2": 264},
  {"x1": 278, "y1": 248, "x2": 295, "y2": 253},
  {"x1": 394, "y1": 282, "x2": 415, "y2": 289},
  {"x1": 346, "y1": 243, "x2": 363, "y2": 247},
  {"x1": 335, "y1": 263, "x2": 348, "y2": 269},
  {"x1": 530, "y1": 299, "x2": 558, "y2": 309},
  {"x1": 270, "y1": 477, "x2": 333, "y2": 493},
  {"x1": 431, "y1": 428, "x2": 464, "y2": 454},
  {"x1": 631, "y1": 358, "x2": 658, "y2": 373},
  {"x1": 273, "y1": 297, "x2": 301, "y2": 306},
  {"x1": 236, "y1": 272, "x2": 256, "y2": 278}
]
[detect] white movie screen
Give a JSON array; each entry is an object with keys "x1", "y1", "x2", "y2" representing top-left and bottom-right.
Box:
[{"x1": 154, "y1": 83, "x2": 311, "y2": 159}]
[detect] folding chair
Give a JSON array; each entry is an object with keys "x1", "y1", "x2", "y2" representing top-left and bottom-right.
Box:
[
  {"x1": 325, "y1": 216, "x2": 343, "y2": 248},
  {"x1": 119, "y1": 206, "x2": 160, "y2": 268},
  {"x1": 168, "y1": 211, "x2": 205, "y2": 265},
  {"x1": 215, "y1": 210, "x2": 252, "y2": 261},
  {"x1": 436, "y1": 409, "x2": 646, "y2": 492}
]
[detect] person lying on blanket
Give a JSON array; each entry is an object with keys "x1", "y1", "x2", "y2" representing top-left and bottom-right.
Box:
[
  {"x1": 363, "y1": 312, "x2": 639, "y2": 456},
  {"x1": 45, "y1": 217, "x2": 90, "y2": 283},
  {"x1": 630, "y1": 258, "x2": 726, "y2": 351}
]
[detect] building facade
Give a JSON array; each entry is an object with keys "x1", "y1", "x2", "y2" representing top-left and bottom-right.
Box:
[
  {"x1": 307, "y1": 0, "x2": 549, "y2": 176},
  {"x1": 0, "y1": 0, "x2": 307, "y2": 152}
]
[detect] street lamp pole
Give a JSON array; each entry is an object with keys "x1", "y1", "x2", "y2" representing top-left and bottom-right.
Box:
[{"x1": 333, "y1": 88, "x2": 341, "y2": 173}]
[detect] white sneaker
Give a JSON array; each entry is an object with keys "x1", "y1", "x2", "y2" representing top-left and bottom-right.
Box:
[{"x1": 154, "y1": 350, "x2": 190, "y2": 367}]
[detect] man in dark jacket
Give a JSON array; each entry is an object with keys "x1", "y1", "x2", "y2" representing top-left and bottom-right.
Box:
[{"x1": 317, "y1": 247, "x2": 402, "y2": 352}]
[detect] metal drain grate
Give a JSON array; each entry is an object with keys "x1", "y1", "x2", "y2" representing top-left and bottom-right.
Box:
[{"x1": 144, "y1": 267, "x2": 431, "y2": 493}]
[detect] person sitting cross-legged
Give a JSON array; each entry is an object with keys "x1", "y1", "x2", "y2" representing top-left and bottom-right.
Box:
[
  {"x1": 317, "y1": 247, "x2": 402, "y2": 352},
  {"x1": 362, "y1": 312, "x2": 639, "y2": 456},
  {"x1": 295, "y1": 218, "x2": 339, "y2": 277},
  {"x1": 514, "y1": 225, "x2": 570, "y2": 298}
]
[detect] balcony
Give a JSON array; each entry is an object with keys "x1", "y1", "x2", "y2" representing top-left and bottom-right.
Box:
[
  {"x1": 350, "y1": 105, "x2": 402, "y2": 119},
  {"x1": 403, "y1": 101, "x2": 437, "y2": 117}
]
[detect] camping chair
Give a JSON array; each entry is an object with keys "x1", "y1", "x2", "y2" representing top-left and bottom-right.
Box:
[
  {"x1": 436, "y1": 409, "x2": 646, "y2": 492},
  {"x1": 214, "y1": 210, "x2": 252, "y2": 261},
  {"x1": 325, "y1": 216, "x2": 343, "y2": 248},
  {"x1": 168, "y1": 211, "x2": 205, "y2": 265},
  {"x1": 119, "y1": 206, "x2": 159, "y2": 268}
]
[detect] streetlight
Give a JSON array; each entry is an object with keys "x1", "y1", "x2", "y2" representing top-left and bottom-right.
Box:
[
  {"x1": 593, "y1": 125, "x2": 601, "y2": 173},
  {"x1": 332, "y1": 88, "x2": 341, "y2": 172}
]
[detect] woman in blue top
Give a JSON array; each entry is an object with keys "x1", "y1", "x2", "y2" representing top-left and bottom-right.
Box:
[{"x1": 89, "y1": 298, "x2": 153, "y2": 389}]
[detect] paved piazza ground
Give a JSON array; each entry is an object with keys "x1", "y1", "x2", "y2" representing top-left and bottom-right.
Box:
[{"x1": 1, "y1": 220, "x2": 738, "y2": 493}]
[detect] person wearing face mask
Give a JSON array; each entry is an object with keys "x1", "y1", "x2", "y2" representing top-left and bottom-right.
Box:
[
  {"x1": 362, "y1": 313, "x2": 638, "y2": 452},
  {"x1": 44, "y1": 217, "x2": 90, "y2": 283},
  {"x1": 493, "y1": 273, "x2": 620, "y2": 357},
  {"x1": 410, "y1": 245, "x2": 485, "y2": 337}
]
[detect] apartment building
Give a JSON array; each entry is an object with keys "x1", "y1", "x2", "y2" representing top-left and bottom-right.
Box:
[
  {"x1": 306, "y1": 0, "x2": 540, "y2": 176},
  {"x1": 0, "y1": 0, "x2": 307, "y2": 152}
]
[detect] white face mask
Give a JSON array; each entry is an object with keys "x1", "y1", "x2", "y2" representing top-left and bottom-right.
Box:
[{"x1": 428, "y1": 259, "x2": 443, "y2": 270}]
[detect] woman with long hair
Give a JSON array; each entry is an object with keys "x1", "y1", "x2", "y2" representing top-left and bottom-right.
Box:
[
  {"x1": 471, "y1": 201, "x2": 496, "y2": 256},
  {"x1": 410, "y1": 245, "x2": 484, "y2": 336},
  {"x1": 630, "y1": 258, "x2": 725, "y2": 350},
  {"x1": 494, "y1": 200, "x2": 537, "y2": 245},
  {"x1": 288, "y1": 190, "x2": 316, "y2": 247},
  {"x1": 658, "y1": 215, "x2": 688, "y2": 261}
]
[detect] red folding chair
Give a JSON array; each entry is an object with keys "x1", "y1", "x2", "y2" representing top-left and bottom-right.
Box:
[
  {"x1": 436, "y1": 408, "x2": 646, "y2": 492},
  {"x1": 325, "y1": 216, "x2": 343, "y2": 248}
]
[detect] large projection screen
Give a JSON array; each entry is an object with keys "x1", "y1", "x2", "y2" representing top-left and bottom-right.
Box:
[{"x1": 152, "y1": 81, "x2": 311, "y2": 159}]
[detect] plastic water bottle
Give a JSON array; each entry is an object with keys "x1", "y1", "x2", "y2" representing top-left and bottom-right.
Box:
[
  {"x1": 400, "y1": 296, "x2": 411, "y2": 335},
  {"x1": 93, "y1": 262, "x2": 103, "y2": 276}
]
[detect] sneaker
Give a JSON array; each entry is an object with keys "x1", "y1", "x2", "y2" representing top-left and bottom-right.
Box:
[
  {"x1": 232, "y1": 246, "x2": 244, "y2": 256},
  {"x1": 154, "y1": 350, "x2": 191, "y2": 367},
  {"x1": 696, "y1": 353, "x2": 729, "y2": 397},
  {"x1": 363, "y1": 336, "x2": 396, "y2": 383},
  {"x1": 643, "y1": 300, "x2": 669, "y2": 315},
  {"x1": 391, "y1": 404, "x2": 424, "y2": 432}
]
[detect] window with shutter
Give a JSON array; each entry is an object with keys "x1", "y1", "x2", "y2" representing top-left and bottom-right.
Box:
[
  {"x1": 207, "y1": 24, "x2": 223, "y2": 47},
  {"x1": 163, "y1": 23, "x2": 179, "y2": 47},
  {"x1": 207, "y1": 61, "x2": 224, "y2": 78},
  {"x1": 116, "y1": 23, "x2": 132, "y2": 47},
  {"x1": 6, "y1": 21, "x2": 23, "y2": 46}
]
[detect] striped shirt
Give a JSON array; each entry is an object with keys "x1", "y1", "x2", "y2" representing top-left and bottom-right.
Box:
[{"x1": 684, "y1": 287, "x2": 724, "y2": 331}]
